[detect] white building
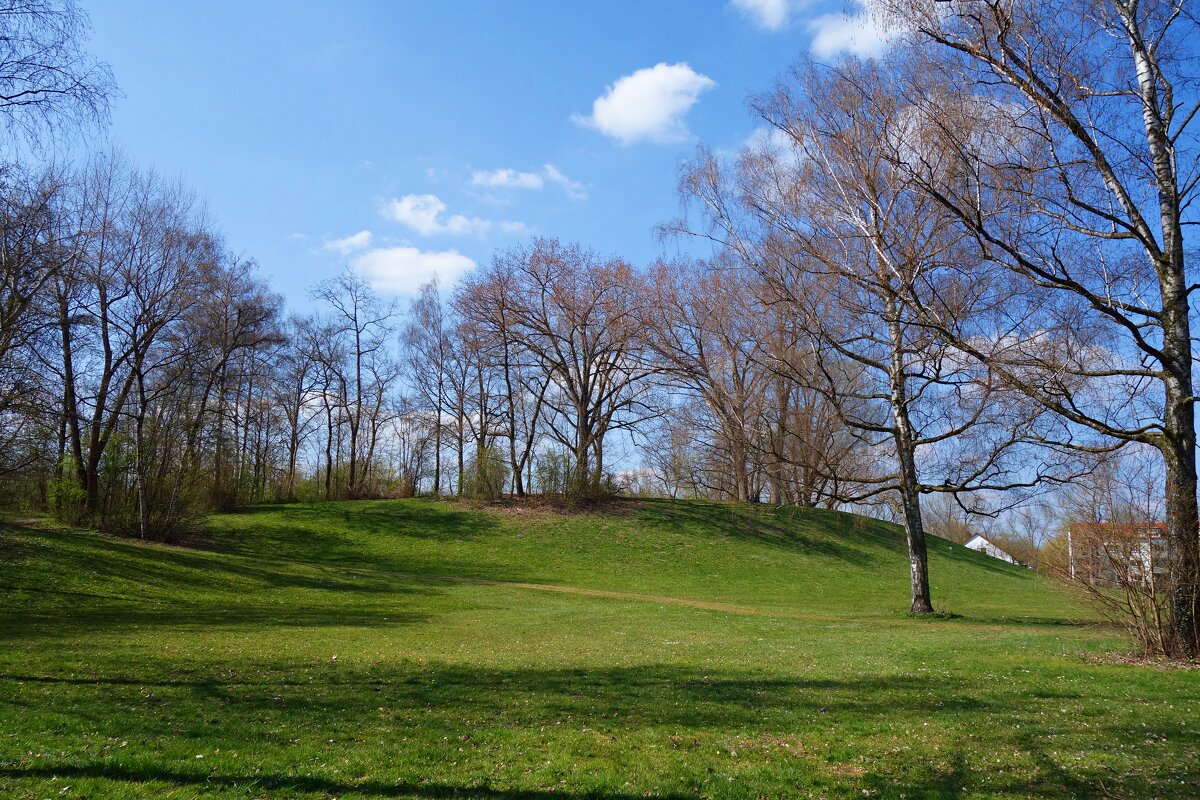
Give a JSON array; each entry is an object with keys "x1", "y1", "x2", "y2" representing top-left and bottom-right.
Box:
[
  {"x1": 964, "y1": 534, "x2": 1019, "y2": 565},
  {"x1": 1064, "y1": 522, "x2": 1168, "y2": 587}
]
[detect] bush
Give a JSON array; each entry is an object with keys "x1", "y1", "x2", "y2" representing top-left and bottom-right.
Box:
[{"x1": 463, "y1": 446, "x2": 509, "y2": 501}]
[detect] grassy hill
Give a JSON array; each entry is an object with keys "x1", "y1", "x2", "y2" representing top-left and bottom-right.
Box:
[{"x1": 1, "y1": 499, "x2": 1196, "y2": 799}]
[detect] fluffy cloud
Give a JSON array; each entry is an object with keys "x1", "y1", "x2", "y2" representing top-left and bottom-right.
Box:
[
  {"x1": 351, "y1": 246, "x2": 476, "y2": 294},
  {"x1": 809, "y1": 7, "x2": 892, "y2": 59},
  {"x1": 573, "y1": 63, "x2": 715, "y2": 145},
  {"x1": 471, "y1": 164, "x2": 588, "y2": 201},
  {"x1": 322, "y1": 230, "x2": 373, "y2": 254},
  {"x1": 381, "y1": 194, "x2": 495, "y2": 237},
  {"x1": 731, "y1": 0, "x2": 792, "y2": 31}
]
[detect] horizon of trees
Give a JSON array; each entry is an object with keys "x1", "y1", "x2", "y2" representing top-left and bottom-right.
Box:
[{"x1": 2, "y1": 0, "x2": 1198, "y2": 656}]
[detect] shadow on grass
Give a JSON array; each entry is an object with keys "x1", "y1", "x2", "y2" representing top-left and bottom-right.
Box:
[
  {"x1": 216, "y1": 501, "x2": 501, "y2": 562},
  {"x1": 0, "y1": 764, "x2": 698, "y2": 800},
  {"x1": 1, "y1": 522, "x2": 448, "y2": 595},
  {"x1": 854, "y1": 751, "x2": 1072, "y2": 800},
  {"x1": 634, "y1": 498, "x2": 1044, "y2": 584},
  {"x1": 2, "y1": 605, "x2": 432, "y2": 640},
  {"x1": 0, "y1": 664, "x2": 1033, "y2": 730},
  {"x1": 3, "y1": 663, "x2": 1196, "y2": 798},
  {"x1": 949, "y1": 614, "x2": 1095, "y2": 630},
  {"x1": 634, "y1": 499, "x2": 881, "y2": 566},
  {"x1": 1, "y1": 512, "x2": 546, "y2": 618}
]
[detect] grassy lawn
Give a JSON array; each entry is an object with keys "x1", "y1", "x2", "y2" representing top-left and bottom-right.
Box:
[{"x1": 1, "y1": 499, "x2": 1196, "y2": 799}]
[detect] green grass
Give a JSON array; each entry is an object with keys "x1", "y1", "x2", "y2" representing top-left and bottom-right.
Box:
[{"x1": 1, "y1": 498, "x2": 1196, "y2": 799}]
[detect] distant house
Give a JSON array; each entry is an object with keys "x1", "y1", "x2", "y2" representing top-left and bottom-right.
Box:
[
  {"x1": 1064, "y1": 522, "x2": 1168, "y2": 588},
  {"x1": 964, "y1": 534, "x2": 1019, "y2": 565}
]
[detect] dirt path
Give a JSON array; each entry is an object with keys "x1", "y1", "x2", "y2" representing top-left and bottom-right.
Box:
[
  {"x1": 332, "y1": 566, "x2": 1095, "y2": 633},
  {"x1": 404, "y1": 572, "x2": 832, "y2": 620}
]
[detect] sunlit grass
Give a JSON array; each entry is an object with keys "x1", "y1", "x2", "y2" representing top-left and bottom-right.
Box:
[{"x1": 1, "y1": 499, "x2": 1196, "y2": 799}]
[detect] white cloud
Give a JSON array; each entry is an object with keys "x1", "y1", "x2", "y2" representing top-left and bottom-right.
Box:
[
  {"x1": 352, "y1": 246, "x2": 476, "y2": 294},
  {"x1": 381, "y1": 194, "x2": 494, "y2": 237},
  {"x1": 745, "y1": 126, "x2": 803, "y2": 167},
  {"x1": 541, "y1": 165, "x2": 588, "y2": 201},
  {"x1": 471, "y1": 164, "x2": 588, "y2": 201},
  {"x1": 322, "y1": 230, "x2": 373, "y2": 254},
  {"x1": 731, "y1": 0, "x2": 792, "y2": 31},
  {"x1": 472, "y1": 168, "x2": 545, "y2": 190},
  {"x1": 809, "y1": 7, "x2": 892, "y2": 59},
  {"x1": 573, "y1": 63, "x2": 716, "y2": 145}
]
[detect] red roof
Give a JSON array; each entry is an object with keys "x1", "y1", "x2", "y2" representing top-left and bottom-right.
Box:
[{"x1": 1067, "y1": 521, "x2": 1167, "y2": 540}]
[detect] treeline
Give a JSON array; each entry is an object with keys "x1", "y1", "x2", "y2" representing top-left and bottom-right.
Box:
[
  {"x1": 1, "y1": 159, "x2": 279, "y2": 533},
  {"x1": 0, "y1": 172, "x2": 1033, "y2": 540}
]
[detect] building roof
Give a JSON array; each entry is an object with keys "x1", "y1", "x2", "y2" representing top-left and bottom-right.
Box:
[
  {"x1": 964, "y1": 534, "x2": 1017, "y2": 559},
  {"x1": 1066, "y1": 521, "x2": 1166, "y2": 540}
]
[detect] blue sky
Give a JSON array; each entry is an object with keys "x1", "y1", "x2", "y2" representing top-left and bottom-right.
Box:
[{"x1": 85, "y1": 0, "x2": 885, "y2": 310}]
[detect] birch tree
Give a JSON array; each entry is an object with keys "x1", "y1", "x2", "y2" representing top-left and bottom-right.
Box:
[{"x1": 885, "y1": 0, "x2": 1200, "y2": 653}]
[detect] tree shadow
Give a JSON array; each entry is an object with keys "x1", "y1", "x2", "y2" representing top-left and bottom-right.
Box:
[
  {"x1": 1, "y1": 524, "x2": 444, "y2": 597},
  {"x1": 3, "y1": 605, "x2": 432, "y2": 641},
  {"x1": 2, "y1": 663, "x2": 1196, "y2": 798},
  {"x1": 211, "y1": 501, "x2": 528, "y2": 575},
  {"x1": 633, "y1": 499, "x2": 881, "y2": 567},
  {"x1": 0, "y1": 764, "x2": 699, "y2": 799},
  {"x1": 0, "y1": 664, "x2": 1009, "y2": 731}
]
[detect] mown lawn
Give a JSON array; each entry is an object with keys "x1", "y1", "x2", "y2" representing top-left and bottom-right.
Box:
[{"x1": 1, "y1": 499, "x2": 1196, "y2": 799}]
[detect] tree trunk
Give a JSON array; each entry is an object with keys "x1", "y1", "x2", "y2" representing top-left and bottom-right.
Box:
[
  {"x1": 133, "y1": 367, "x2": 149, "y2": 539},
  {"x1": 323, "y1": 402, "x2": 334, "y2": 499},
  {"x1": 897, "y1": 445, "x2": 933, "y2": 614},
  {"x1": 349, "y1": 318, "x2": 363, "y2": 499},
  {"x1": 887, "y1": 301, "x2": 933, "y2": 614},
  {"x1": 729, "y1": 434, "x2": 749, "y2": 502},
  {"x1": 285, "y1": 381, "x2": 302, "y2": 501},
  {"x1": 574, "y1": 401, "x2": 590, "y2": 496},
  {"x1": 433, "y1": 374, "x2": 443, "y2": 496},
  {"x1": 592, "y1": 437, "x2": 604, "y2": 495},
  {"x1": 456, "y1": 410, "x2": 465, "y2": 497},
  {"x1": 1162, "y1": 378, "x2": 1200, "y2": 656},
  {"x1": 57, "y1": 290, "x2": 85, "y2": 516}
]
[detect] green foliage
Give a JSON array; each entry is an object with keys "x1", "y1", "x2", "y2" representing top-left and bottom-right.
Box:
[
  {"x1": 461, "y1": 445, "x2": 509, "y2": 501},
  {"x1": 533, "y1": 449, "x2": 622, "y2": 501},
  {"x1": 534, "y1": 449, "x2": 572, "y2": 496},
  {"x1": 47, "y1": 455, "x2": 85, "y2": 524},
  {"x1": 1, "y1": 500, "x2": 1195, "y2": 799}
]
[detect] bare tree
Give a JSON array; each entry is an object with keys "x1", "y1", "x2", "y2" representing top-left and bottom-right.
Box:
[
  {"x1": 455, "y1": 258, "x2": 550, "y2": 497},
  {"x1": 310, "y1": 268, "x2": 396, "y2": 499},
  {"x1": 402, "y1": 279, "x2": 449, "y2": 496},
  {"x1": 0, "y1": 0, "x2": 116, "y2": 147},
  {"x1": 502, "y1": 238, "x2": 655, "y2": 497},
  {"x1": 755, "y1": 299, "x2": 872, "y2": 507},
  {"x1": 0, "y1": 165, "x2": 63, "y2": 477},
  {"x1": 884, "y1": 0, "x2": 1200, "y2": 654},
  {"x1": 274, "y1": 316, "x2": 319, "y2": 501},
  {"x1": 671, "y1": 59, "x2": 1052, "y2": 612},
  {"x1": 638, "y1": 256, "x2": 769, "y2": 502},
  {"x1": 48, "y1": 156, "x2": 208, "y2": 521}
]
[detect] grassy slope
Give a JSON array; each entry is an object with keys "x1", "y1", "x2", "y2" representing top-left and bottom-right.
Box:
[{"x1": 0, "y1": 499, "x2": 1196, "y2": 799}]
